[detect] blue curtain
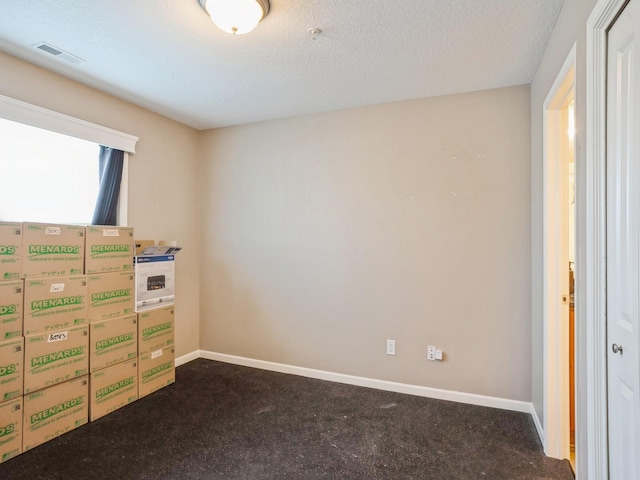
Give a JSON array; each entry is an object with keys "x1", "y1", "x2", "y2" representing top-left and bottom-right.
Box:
[{"x1": 91, "y1": 146, "x2": 124, "y2": 225}]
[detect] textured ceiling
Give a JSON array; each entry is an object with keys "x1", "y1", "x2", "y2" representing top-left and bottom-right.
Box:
[{"x1": 0, "y1": 0, "x2": 564, "y2": 130}]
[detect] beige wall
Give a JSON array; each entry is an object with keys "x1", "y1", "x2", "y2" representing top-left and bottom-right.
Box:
[
  {"x1": 199, "y1": 86, "x2": 532, "y2": 401},
  {"x1": 530, "y1": 0, "x2": 598, "y2": 425},
  {"x1": 1, "y1": 49, "x2": 534, "y2": 402},
  {"x1": 0, "y1": 51, "x2": 201, "y2": 358}
]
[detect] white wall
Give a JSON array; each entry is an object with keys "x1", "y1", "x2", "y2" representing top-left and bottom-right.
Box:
[
  {"x1": 199, "y1": 86, "x2": 532, "y2": 401},
  {"x1": 0, "y1": 51, "x2": 201, "y2": 358}
]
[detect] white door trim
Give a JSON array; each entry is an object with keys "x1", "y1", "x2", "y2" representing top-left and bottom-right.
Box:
[
  {"x1": 542, "y1": 43, "x2": 576, "y2": 460},
  {"x1": 584, "y1": 0, "x2": 629, "y2": 478}
]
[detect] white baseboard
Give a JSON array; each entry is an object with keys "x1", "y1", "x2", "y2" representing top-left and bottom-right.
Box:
[
  {"x1": 175, "y1": 350, "x2": 200, "y2": 367},
  {"x1": 530, "y1": 404, "x2": 545, "y2": 446},
  {"x1": 188, "y1": 350, "x2": 533, "y2": 414}
]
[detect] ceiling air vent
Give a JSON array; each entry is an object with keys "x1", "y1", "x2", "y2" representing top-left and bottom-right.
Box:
[{"x1": 33, "y1": 42, "x2": 85, "y2": 64}]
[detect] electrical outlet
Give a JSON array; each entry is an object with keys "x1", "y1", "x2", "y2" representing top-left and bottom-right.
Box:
[
  {"x1": 427, "y1": 345, "x2": 436, "y2": 361},
  {"x1": 435, "y1": 349, "x2": 443, "y2": 361},
  {"x1": 386, "y1": 339, "x2": 396, "y2": 355}
]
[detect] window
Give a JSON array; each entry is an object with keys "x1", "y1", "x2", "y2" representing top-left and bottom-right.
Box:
[
  {"x1": 0, "y1": 117, "x2": 100, "y2": 224},
  {"x1": 0, "y1": 94, "x2": 138, "y2": 225}
]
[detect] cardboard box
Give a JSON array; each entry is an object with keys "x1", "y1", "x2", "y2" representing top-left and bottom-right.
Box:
[
  {"x1": 0, "y1": 222, "x2": 22, "y2": 281},
  {"x1": 134, "y1": 255, "x2": 176, "y2": 312},
  {"x1": 134, "y1": 240, "x2": 155, "y2": 256},
  {"x1": 0, "y1": 338, "x2": 23, "y2": 403},
  {"x1": 85, "y1": 226, "x2": 134, "y2": 274},
  {"x1": 89, "y1": 358, "x2": 137, "y2": 422},
  {"x1": 87, "y1": 272, "x2": 135, "y2": 323},
  {"x1": 24, "y1": 326, "x2": 89, "y2": 394},
  {"x1": 138, "y1": 346, "x2": 174, "y2": 399},
  {"x1": 23, "y1": 376, "x2": 88, "y2": 452},
  {"x1": 0, "y1": 280, "x2": 23, "y2": 340},
  {"x1": 23, "y1": 276, "x2": 87, "y2": 335},
  {"x1": 90, "y1": 314, "x2": 137, "y2": 373},
  {"x1": 137, "y1": 305, "x2": 174, "y2": 356},
  {"x1": 0, "y1": 397, "x2": 22, "y2": 464},
  {"x1": 22, "y1": 223, "x2": 85, "y2": 278}
]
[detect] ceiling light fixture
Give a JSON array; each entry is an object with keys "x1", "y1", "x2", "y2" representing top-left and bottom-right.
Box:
[{"x1": 198, "y1": 0, "x2": 270, "y2": 35}]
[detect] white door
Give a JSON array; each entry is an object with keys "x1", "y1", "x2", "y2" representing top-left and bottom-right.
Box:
[{"x1": 607, "y1": 0, "x2": 640, "y2": 477}]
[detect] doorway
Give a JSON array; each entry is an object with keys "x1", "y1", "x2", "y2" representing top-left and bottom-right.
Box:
[{"x1": 542, "y1": 44, "x2": 576, "y2": 463}]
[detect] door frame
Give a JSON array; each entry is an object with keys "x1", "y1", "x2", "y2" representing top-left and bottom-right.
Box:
[
  {"x1": 542, "y1": 43, "x2": 576, "y2": 460},
  {"x1": 584, "y1": 0, "x2": 630, "y2": 477}
]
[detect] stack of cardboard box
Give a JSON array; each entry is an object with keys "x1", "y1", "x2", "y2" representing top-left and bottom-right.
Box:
[
  {"x1": 133, "y1": 241, "x2": 177, "y2": 398},
  {"x1": 0, "y1": 221, "x2": 27, "y2": 463},
  {"x1": 85, "y1": 226, "x2": 138, "y2": 422},
  {"x1": 137, "y1": 305, "x2": 175, "y2": 398},
  {"x1": 21, "y1": 223, "x2": 90, "y2": 454},
  {"x1": 0, "y1": 222, "x2": 178, "y2": 464}
]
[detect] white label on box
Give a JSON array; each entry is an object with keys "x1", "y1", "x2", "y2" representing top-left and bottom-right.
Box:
[
  {"x1": 50, "y1": 283, "x2": 65, "y2": 293},
  {"x1": 48, "y1": 331, "x2": 68, "y2": 343},
  {"x1": 151, "y1": 349, "x2": 163, "y2": 359},
  {"x1": 45, "y1": 226, "x2": 61, "y2": 235},
  {"x1": 103, "y1": 229, "x2": 120, "y2": 237}
]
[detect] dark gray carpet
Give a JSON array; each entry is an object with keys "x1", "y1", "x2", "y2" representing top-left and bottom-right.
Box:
[{"x1": 1, "y1": 359, "x2": 574, "y2": 479}]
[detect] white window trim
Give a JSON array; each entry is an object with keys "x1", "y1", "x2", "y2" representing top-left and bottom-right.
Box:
[
  {"x1": 118, "y1": 154, "x2": 129, "y2": 226},
  {"x1": 0, "y1": 94, "x2": 138, "y2": 153}
]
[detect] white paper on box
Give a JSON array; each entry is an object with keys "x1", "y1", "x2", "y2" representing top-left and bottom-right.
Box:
[{"x1": 47, "y1": 331, "x2": 68, "y2": 342}]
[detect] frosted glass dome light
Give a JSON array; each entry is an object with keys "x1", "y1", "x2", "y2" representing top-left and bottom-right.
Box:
[{"x1": 199, "y1": 0, "x2": 270, "y2": 35}]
